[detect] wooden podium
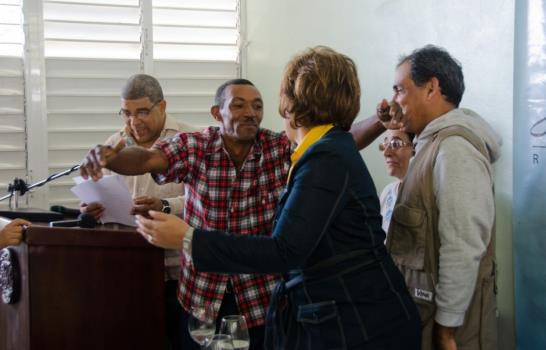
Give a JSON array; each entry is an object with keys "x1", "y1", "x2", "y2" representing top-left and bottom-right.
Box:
[{"x1": 0, "y1": 221, "x2": 165, "y2": 350}]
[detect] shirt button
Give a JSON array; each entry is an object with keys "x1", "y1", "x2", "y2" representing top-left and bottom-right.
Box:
[
  {"x1": 230, "y1": 207, "x2": 234, "y2": 213},
  {"x1": 261, "y1": 199, "x2": 266, "y2": 205}
]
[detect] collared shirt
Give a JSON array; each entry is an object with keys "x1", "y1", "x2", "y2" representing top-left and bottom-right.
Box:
[
  {"x1": 153, "y1": 126, "x2": 291, "y2": 328},
  {"x1": 104, "y1": 114, "x2": 199, "y2": 281},
  {"x1": 288, "y1": 124, "x2": 334, "y2": 182},
  {"x1": 379, "y1": 180, "x2": 401, "y2": 234}
]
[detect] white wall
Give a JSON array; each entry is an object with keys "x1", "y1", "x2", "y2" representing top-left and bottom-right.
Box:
[{"x1": 244, "y1": 0, "x2": 515, "y2": 348}]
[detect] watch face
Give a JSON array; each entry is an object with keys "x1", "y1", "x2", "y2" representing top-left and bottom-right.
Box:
[{"x1": 161, "y1": 199, "x2": 171, "y2": 214}]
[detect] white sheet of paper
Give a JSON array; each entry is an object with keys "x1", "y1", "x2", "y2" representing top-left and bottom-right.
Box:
[{"x1": 71, "y1": 175, "x2": 136, "y2": 227}]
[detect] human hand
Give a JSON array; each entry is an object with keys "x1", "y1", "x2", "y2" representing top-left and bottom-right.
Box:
[
  {"x1": 80, "y1": 139, "x2": 125, "y2": 181},
  {"x1": 135, "y1": 211, "x2": 188, "y2": 250},
  {"x1": 0, "y1": 218, "x2": 31, "y2": 248},
  {"x1": 79, "y1": 202, "x2": 105, "y2": 220},
  {"x1": 377, "y1": 99, "x2": 404, "y2": 129},
  {"x1": 131, "y1": 196, "x2": 162, "y2": 216},
  {"x1": 434, "y1": 322, "x2": 458, "y2": 350}
]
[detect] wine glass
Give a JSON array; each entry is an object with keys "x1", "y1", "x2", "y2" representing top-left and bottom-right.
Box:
[
  {"x1": 188, "y1": 305, "x2": 216, "y2": 347},
  {"x1": 219, "y1": 315, "x2": 250, "y2": 350},
  {"x1": 205, "y1": 334, "x2": 234, "y2": 350}
]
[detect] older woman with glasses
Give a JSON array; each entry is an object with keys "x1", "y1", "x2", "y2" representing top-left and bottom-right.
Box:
[{"x1": 379, "y1": 128, "x2": 415, "y2": 233}]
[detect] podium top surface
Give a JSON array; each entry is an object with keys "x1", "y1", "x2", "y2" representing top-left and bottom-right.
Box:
[
  {"x1": 23, "y1": 224, "x2": 157, "y2": 249},
  {"x1": 0, "y1": 208, "x2": 63, "y2": 223}
]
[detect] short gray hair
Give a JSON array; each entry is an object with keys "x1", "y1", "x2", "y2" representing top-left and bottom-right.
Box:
[{"x1": 121, "y1": 74, "x2": 164, "y2": 103}]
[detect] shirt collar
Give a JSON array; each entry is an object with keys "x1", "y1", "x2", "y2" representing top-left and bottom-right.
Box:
[
  {"x1": 287, "y1": 123, "x2": 334, "y2": 183},
  {"x1": 290, "y1": 123, "x2": 335, "y2": 164},
  {"x1": 209, "y1": 127, "x2": 263, "y2": 160},
  {"x1": 161, "y1": 113, "x2": 179, "y2": 136}
]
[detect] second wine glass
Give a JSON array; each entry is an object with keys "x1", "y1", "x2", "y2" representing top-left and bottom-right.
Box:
[
  {"x1": 219, "y1": 315, "x2": 250, "y2": 350},
  {"x1": 205, "y1": 334, "x2": 234, "y2": 350},
  {"x1": 188, "y1": 305, "x2": 216, "y2": 347}
]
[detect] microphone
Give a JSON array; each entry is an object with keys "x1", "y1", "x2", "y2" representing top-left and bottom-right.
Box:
[
  {"x1": 50, "y1": 205, "x2": 81, "y2": 218},
  {"x1": 0, "y1": 164, "x2": 82, "y2": 223},
  {"x1": 49, "y1": 213, "x2": 97, "y2": 228}
]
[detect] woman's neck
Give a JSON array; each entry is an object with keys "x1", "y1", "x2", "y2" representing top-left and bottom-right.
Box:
[{"x1": 294, "y1": 127, "x2": 310, "y2": 145}]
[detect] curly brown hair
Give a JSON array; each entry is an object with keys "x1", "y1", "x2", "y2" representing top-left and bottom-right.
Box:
[{"x1": 278, "y1": 46, "x2": 361, "y2": 131}]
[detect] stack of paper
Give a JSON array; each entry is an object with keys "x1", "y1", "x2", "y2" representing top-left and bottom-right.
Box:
[{"x1": 71, "y1": 175, "x2": 136, "y2": 227}]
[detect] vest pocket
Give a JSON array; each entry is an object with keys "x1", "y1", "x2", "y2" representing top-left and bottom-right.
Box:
[
  {"x1": 297, "y1": 301, "x2": 346, "y2": 350},
  {"x1": 398, "y1": 267, "x2": 436, "y2": 327},
  {"x1": 389, "y1": 204, "x2": 427, "y2": 270}
]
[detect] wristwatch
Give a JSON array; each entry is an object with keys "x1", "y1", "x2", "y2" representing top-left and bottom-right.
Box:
[{"x1": 160, "y1": 199, "x2": 171, "y2": 214}]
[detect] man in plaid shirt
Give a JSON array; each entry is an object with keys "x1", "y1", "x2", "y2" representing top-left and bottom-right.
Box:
[
  {"x1": 153, "y1": 79, "x2": 290, "y2": 349},
  {"x1": 80, "y1": 78, "x2": 391, "y2": 350}
]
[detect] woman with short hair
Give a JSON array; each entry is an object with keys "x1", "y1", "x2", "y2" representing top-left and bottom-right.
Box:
[{"x1": 137, "y1": 46, "x2": 421, "y2": 349}]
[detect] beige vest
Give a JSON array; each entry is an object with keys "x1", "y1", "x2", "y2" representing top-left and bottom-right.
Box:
[{"x1": 386, "y1": 126, "x2": 498, "y2": 350}]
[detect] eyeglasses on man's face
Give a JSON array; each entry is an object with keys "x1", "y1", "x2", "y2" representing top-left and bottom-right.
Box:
[
  {"x1": 378, "y1": 137, "x2": 413, "y2": 151},
  {"x1": 118, "y1": 100, "x2": 161, "y2": 119}
]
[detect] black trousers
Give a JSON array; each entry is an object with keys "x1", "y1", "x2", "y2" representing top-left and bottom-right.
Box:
[
  {"x1": 165, "y1": 280, "x2": 185, "y2": 350},
  {"x1": 178, "y1": 292, "x2": 265, "y2": 350}
]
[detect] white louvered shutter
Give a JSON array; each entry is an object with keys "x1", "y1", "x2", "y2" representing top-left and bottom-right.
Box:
[
  {"x1": 43, "y1": 0, "x2": 142, "y2": 207},
  {"x1": 0, "y1": 0, "x2": 241, "y2": 209},
  {"x1": 0, "y1": 0, "x2": 25, "y2": 209},
  {"x1": 152, "y1": 0, "x2": 240, "y2": 128}
]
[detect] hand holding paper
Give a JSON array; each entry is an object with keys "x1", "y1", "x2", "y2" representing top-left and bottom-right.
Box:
[{"x1": 71, "y1": 175, "x2": 136, "y2": 227}]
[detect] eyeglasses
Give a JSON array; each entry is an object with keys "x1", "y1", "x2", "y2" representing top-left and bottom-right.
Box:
[
  {"x1": 378, "y1": 138, "x2": 413, "y2": 151},
  {"x1": 118, "y1": 101, "x2": 161, "y2": 119}
]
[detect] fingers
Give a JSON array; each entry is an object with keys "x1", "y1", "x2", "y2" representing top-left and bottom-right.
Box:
[
  {"x1": 135, "y1": 214, "x2": 157, "y2": 244},
  {"x1": 148, "y1": 210, "x2": 169, "y2": 221},
  {"x1": 88, "y1": 204, "x2": 105, "y2": 219},
  {"x1": 376, "y1": 99, "x2": 391, "y2": 123},
  {"x1": 382, "y1": 101, "x2": 404, "y2": 129},
  {"x1": 388, "y1": 101, "x2": 402, "y2": 121},
  {"x1": 9, "y1": 218, "x2": 31, "y2": 227},
  {"x1": 135, "y1": 214, "x2": 155, "y2": 232},
  {"x1": 80, "y1": 202, "x2": 104, "y2": 219},
  {"x1": 80, "y1": 147, "x2": 102, "y2": 181},
  {"x1": 131, "y1": 205, "x2": 150, "y2": 216},
  {"x1": 134, "y1": 212, "x2": 168, "y2": 238},
  {"x1": 79, "y1": 145, "x2": 115, "y2": 181},
  {"x1": 113, "y1": 138, "x2": 126, "y2": 153},
  {"x1": 2, "y1": 222, "x2": 24, "y2": 246},
  {"x1": 131, "y1": 197, "x2": 155, "y2": 216},
  {"x1": 8, "y1": 231, "x2": 23, "y2": 243},
  {"x1": 133, "y1": 196, "x2": 155, "y2": 205}
]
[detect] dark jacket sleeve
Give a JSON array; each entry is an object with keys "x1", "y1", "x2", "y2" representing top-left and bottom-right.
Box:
[{"x1": 192, "y1": 148, "x2": 350, "y2": 274}]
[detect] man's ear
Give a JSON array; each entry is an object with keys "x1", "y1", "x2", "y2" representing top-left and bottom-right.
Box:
[
  {"x1": 210, "y1": 105, "x2": 222, "y2": 123},
  {"x1": 159, "y1": 99, "x2": 167, "y2": 112},
  {"x1": 427, "y1": 77, "x2": 441, "y2": 99}
]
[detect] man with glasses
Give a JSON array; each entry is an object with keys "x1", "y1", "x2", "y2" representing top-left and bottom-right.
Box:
[
  {"x1": 79, "y1": 73, "x2": 198, "y2": 350},
  {"x1": 384, "y1": 45, "x2": 500, "y2": 350}
]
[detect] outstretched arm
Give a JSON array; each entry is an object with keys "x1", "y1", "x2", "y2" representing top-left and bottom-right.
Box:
[
  {"x1": 350, "y1": 114, "x2": 386, "y2": 150},
  {"x1": 350, "y1": 99, "x2": 404, "y2": 149},
  {"x1": 80, "y1": 139, "x2": 169, "y2": 181}
]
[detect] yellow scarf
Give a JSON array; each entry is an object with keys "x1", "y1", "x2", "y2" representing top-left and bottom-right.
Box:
[{"x1": 287, "y1": 123, "x2": 335, "y2": 183}]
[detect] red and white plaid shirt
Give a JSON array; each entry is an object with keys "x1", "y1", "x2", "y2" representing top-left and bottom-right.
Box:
[{"x1": 153, "y1": 126, "x2": 291, "y2": 328}]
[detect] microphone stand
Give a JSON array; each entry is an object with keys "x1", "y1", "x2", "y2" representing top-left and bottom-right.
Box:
[{"x1": 0, "y1": 164, "x2": 81, "y2": 222}]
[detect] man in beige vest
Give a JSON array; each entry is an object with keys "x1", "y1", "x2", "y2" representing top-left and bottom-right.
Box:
[
  {"x1": 79, "y1": 74, "x2": 197, "y2": 350},
  {"x1": 384, "y1": 45, "x2": 501, "y2": 350}
]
